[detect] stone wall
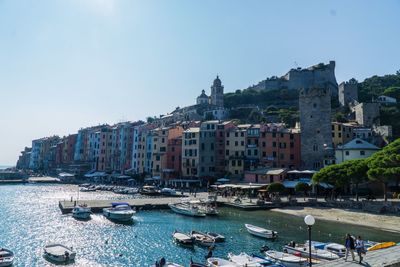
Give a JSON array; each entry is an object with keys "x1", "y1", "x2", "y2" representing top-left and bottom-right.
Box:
[
  {"x1": 299, "y1": 87, "x2": 332, "y2": 170},
  {"x1": 339, "y1": 80, "x2": 358, "y2": 106},
  {"x1": 354, "y1": 102, "x2": 380, "y2": 127}
]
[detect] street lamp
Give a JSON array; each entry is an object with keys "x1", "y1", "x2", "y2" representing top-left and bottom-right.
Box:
[{"x1": 304, "y1": 215, "x2": 315, "y2": 266}]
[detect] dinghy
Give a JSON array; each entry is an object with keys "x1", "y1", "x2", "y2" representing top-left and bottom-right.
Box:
[
  {"x1": 151, "y1": 257, "x2": 184, "y2": 267},
  {"x1": 264, "y1": 251, "x2": 308, "y2": 267},
  {"x1": 72, "y1": 204, "x2": 91, "y2": 220},
  {"x1": 190, "y1": 230, "x2": 215, "y2": 247},
  {"x1": 228, "y1": 252, "x2": 278, "y2": 267},
  {"x1": 244, "y1": 224, "x2": 278, "y2": 239},
  {"x1": 367, "y1": 241, "x2": 396, "y2": 251},
  {"x1": 0, "y1": 248, "x2": 14, "y2": 267},
  {"x1": 172, "y1": 231, "x2": 194, "y2": 246},
  {"x1": 168, "y1": 203, "x2": 206, "y2": 217},
  {"x1": 103, "y1": 203, "x2": 135, "y2": 222},
  {"x1": 43, "y1": 243, "x2": 76, "y2": 263},
  {"x1": 305, "y1": 241, "x2": 346, "y2": 257}
]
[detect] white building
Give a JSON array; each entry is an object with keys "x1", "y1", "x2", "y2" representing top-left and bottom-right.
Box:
[
  {"x1": 335, "y1": 138, "x2": 380, "y2": 164},
  {"x1": 377, "y1": 95, "x2": 397, "y2": 104}
]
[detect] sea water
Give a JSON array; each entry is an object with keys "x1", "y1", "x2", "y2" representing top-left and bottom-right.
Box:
[{"x1": 0, "y1": 184, "x2": 399, "y2": 266}]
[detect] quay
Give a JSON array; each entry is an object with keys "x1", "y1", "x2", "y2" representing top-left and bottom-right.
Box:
[{"x1": 321, "y1": 245, "x2": 400, "y2": 266}]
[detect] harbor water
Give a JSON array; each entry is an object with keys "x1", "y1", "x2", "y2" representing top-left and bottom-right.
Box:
[{"x1": 1, "y1": 184, "x2": 399, "y2": 266}]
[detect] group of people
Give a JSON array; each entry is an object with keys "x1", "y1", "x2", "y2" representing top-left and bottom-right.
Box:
[{"x1": 344, "y1": 234, "x2": 366, "y2": 263}]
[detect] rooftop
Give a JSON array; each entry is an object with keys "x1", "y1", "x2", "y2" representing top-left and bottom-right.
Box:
[{"x1": 337, "y1": 138, "x2": 379, "y2": 150}]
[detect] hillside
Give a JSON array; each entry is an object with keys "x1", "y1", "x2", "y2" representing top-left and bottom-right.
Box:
[{"x1": 224, "y1": 70, "x2": 400, "y2": 137}]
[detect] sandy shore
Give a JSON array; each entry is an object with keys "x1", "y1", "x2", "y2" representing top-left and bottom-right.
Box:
[{"x1": 272, "y1": 206, "x2": 400, "y2": 233}]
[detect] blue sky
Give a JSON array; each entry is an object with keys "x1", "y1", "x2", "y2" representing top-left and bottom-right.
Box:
[{"x1": 1, "y1": 0, "x2": 399, "y2": 165}]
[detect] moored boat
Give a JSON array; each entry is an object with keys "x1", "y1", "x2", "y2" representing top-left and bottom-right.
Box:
[
  {"x1": 244, "y1": 224, "x2": 278, "y2": 239},
  {"x1": 79, "y1": 187, "x2": 96, "y2": 192},
  {"x1": 0, "y1": 248, "x2": 14, "y2": 267},
  {"x1": 72, "y1": 204, "x2": 91, "y2": 220},
  {"x1": 206, "y1": 232, "x2": 225, "y2": 242},
  {"x1": 172, "y1": 231, "x2": 194, "y2": 246},
  {"x1": 367, "y1": 241, "x2": 396, "y2": 251},
  {"x1": 168, "y1": 203, "x2": 206, "y2": 217},
  {"x1": 264, "y1": 251, "x2": 308, "y2": 267},
  {"x1": 207, "y1": 257, "x2": 239, "y2": 267},
  {"x1": 190, "y1": 230, "x2": 215, "y2": 247},
  {"x1": 151, "y1": 257, "x2": 184, "y2": 267},
  {"x1": 228, "y1": 252, "x2": 276, "y2": 267},
  {"x1": 140, "y1": 185, "x2": 160, "y2": 196},
  {"x1": 306, "y1": 241, "x2": 346, "y2": 257},
  {"x1": 103, "y1": 202, "x2": 135, "y2": 222},
  {"x1": 160, "y1": 188, "x2": 177, "y2": 196},
  {"x1": 43, "y1": 243, "x2": 76, "y2": 263},
  {"x1": 284, "y1": 242, "x2": 339, "y2": 260}
]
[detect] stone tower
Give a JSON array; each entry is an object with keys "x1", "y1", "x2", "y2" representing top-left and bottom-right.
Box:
[
  {"x1": 299, "y1": 87, "x2": 332, "y2": 170},
  {"x1": 338, "y1": 79, "x2": 358, "y2": 106},
  {"x1": 210, "y1": 75, "x2": 224, "y2": 107}
]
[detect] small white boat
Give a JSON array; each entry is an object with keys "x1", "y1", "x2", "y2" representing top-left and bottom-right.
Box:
[
  {"x1": 190, "y1": 231, "x2": 215, "y2": 247},
  {"x1": 206, "y1": 232, "x2": 225, "y2": 242},
  {"x1": 207, "y1": 257, "x2": 239, "y2": 267},
  {"x1": 79, "y1": 187, "x2": 96, "y2": 192},
  {"x1": 244, "y1": 224, "x2": 277, "y2": 239},
  {"x1": 160, "y1": 188, "x2": 177, "y2": 196},
  {"x1": 173, "y1": 231, "x2": 194, "y2": 246},
  {"x1": 284, "y1": 243, "x2": 339, "y2": 260},
  {"x1": 306, "y1": 241, "x2": 346, "y2": 257},
  {"x1": 72, "y1": 204, "x2": 91, "y2": 220},
  {"x1": 264, "y1": 251, "x2": 308, "y2": 267},
  {"x1": 103, "y1": 202, "x2": 135, "y2": 222},
  {"x1": 140, "y1": 185, "x2": 160, "y2": 196},
  {"x1": 0, "y1": 248, "x2": 14, "y2": 267},
  {"x1": 43, "y1": 243, "x2": 76, "y2": 263},
  {"x1": 228, "y1": 252, "x2": 271, "y2": 267},
  {"x1": 168, "y1": 203, "x2": 206, "y2": 217},
  {"x1": 201, "y1": 205, "x2": 219, "y2": 215}
]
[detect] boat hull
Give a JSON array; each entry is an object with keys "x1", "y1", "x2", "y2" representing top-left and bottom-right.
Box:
[
  {"x1": 367, "y1": 241, "x2": 396, "y2": 251},
  {"x1": 168, "y1": 203, "x2": 206, "y2": 217},
  {"x1": 103, "y1": 210, "x2": 134, "y2": 222},
  {"x1": 284, "y1": 245, "x2": 339, "y2": 260},
  {"x1": 72, "y1": 212, "x2": 91, "y2": 220},
  {"x1": 0, "y1": 249, "x2": 14, "y2": 267},
  {"x1": 245, "y1": 224, "x2": 277, "y2": 239}
]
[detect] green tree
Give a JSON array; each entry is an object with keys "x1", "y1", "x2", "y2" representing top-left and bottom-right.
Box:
[
  {"x1": 267, "y1": 182, "x2": 285, "y2": 193},
  {"x1": 367, "y1": 138, "x2": 400, "y2": 202},
  {"x1": 312, "y1": 164, "x2": 349, "y2": 199},
  {"x1": 341, "y1": 159, "x2": 368, "y2": 201},
  {"x1": 295, "y1": 182, "x2": 310, "y2": 200},
  {"x1": 383, "y1": 86, "x2": 400, "y2": 101}
]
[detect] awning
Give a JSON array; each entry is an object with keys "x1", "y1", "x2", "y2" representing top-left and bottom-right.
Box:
[
  {"x1": 144, "y1": 176, "x2": 161, "y2": 181},
  {"x1": 217, "y1": 178, "x2": 230, "y2": 182},
  {"x1": 84, "y1": 172, "x2": 108, "y2": 178}
]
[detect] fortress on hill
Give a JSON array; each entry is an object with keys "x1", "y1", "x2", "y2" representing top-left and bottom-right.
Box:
[{"x1": 247, "y1": 61, "x2": 338, "y2": 95}]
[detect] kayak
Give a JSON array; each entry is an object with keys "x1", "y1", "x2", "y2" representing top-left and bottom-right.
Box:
[{"x1": 367, "y1": 242, "x2": 396, "y2": 251}]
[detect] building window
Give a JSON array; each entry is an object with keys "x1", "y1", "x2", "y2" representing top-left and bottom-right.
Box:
[
  {"x1": 360, "y1": 150, "x2": 365, "y2": 156},
  {"x1": 238, "y1": 160, "x2": 242, "y2": 166},
  {"x1": 345, "y1": 151, "x2": 349, "y2": 156},
  {"x1": 290, "y1": 154, "x2": 294, "y2": 160},
  {"x1": 226, "y1": 149, "x2": 229, "y2": 156},
  {"x1": 232, "y1": 160, "x2": 236, "y2": 166},
  {"x1": 273, "y1": 142, "x2": 276, "y2": 147}
]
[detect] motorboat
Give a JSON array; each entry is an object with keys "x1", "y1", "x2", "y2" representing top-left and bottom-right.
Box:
[
  {"x1": 160, "y1": 188, "x2": 177, "y2": 196},
  {"x1": 228, "y1": 252, "x2": 277, "y2": 267},
  {"x1": 284, "y1": 242, "x2": 339, "y2": 260},
  {"x1": 306, "y1": 241, "x2": 346, "y2": 257},
  {"x1": 72, "y1": 204, "x2": 91, "y2": 220},
  {"x1": 190, "y1": 231, "x2": 215, "y2": 247},
  {"x1": 190, "y1": 260, "x2": 207, "y2": 267},
  {"x1": 172, "y1": 231, "x2": 194, "y2": 246},
  {"x1": 244, "y1": 224, "x2": 278, "y2": 239},
  {"x1": 140, "y1": 185, "x2": 160, "y2": 196},
  {"x1": 251, "y1": 255, "x2": 285, "y2": 267},
  {"x1": 103, "y1": 202, "x2": 135, "y2": 222},
  {"x1": 206, "y1": 232, "x2": 225, "y2": 242},
  {"x1": 201, "y1": 204, "x2": 219, "y2": 215},
  {"x1": 264, "y1": 251, "x2": 308, "y2": 267},
  {"x1": 43, "y1": 243, "x2": 76, "y2": 263},
  {"x1": 0, "y1": 248, "x2": 14, "y2": 267},
  {"x1": 207, "y1": 258, "x2": 239, "y2": 267},
  {"x1": 168, "y1": 203, "x2": 206, "y2": 217}
]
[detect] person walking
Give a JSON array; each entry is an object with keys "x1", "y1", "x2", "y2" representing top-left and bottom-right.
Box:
[
  {"x1": 355, "y1": 236, "x2": 365, "y2": 263},
  {"x1": 344, "y1": 234, "x2": 355, "y2": 261}
]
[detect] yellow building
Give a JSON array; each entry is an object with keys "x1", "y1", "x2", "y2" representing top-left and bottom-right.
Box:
[
  {"x1": 182, "y1": 127, "x2": 200, "y2": 177},
  {"x1": 331, "y1": 122, "x2": 356, "y2": 148}
]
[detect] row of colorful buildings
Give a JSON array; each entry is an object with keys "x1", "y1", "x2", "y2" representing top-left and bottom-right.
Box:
[{"x1": 16, "y1": 119, "x2": 382, "y2": 185}]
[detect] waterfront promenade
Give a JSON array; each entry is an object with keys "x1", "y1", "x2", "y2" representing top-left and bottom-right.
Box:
[{"x1": 321, "y1": 245, "x2": 400, "y2": 266}]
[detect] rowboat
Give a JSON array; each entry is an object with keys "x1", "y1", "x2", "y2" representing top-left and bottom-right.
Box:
[
  {"x1": 190, "y1": 231, "x2": 215, "y2": 247},
  {"x1": 43, "y1": 243, "x2": 76, "y2": 263},
  {"x1": 168, "y1": 203, "x2": 206, "y2": 217},
  {"x1": 172, "y1": 231, "x2": 194, "y2": 246},
  {"x1": 207, "y1": 258, "x2": 239, "y2": 267},
  {"x1": 284, "y1": 242, "x2": 339, "y2": 260},
  {"x1": 244, "y1": 224, "x2": 278, "y2": 239},
  {"x1": 206, "y1": 232, "x2": 225, "y2": 242},
  {"x1": 367, "y1": 241, "x2": 396, "y2": 251},
  {"x1": 0, "y1": 248, "x2": 14, "y2": 267},
  {"x1": 264, "y1": 251, "x2": 308, "y2": 267}
]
